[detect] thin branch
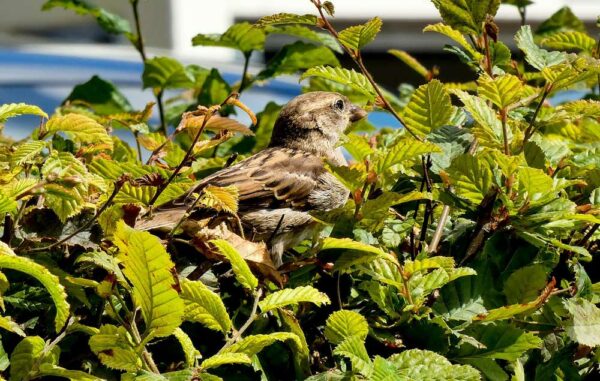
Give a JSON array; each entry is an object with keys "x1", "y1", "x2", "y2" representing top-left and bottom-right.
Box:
[
  {"x1": 521, "y1": 84, "x2": 552, "y2": 150},
  {"x1": 428, "y1": 204, "x2": 450, "y2": 253},
  {"x1": 156, "y1": 91, "x2": 167, "y2": 135},
  {"x1": 238, "y1": 52, "x2": 252, "y2": 93},
  {"x1": 220, "y1": 288, "x2": 263, "y2": 352}
]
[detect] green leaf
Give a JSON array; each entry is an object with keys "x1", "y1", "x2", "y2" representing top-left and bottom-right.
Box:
[
  {"x1": 0, "y1": 315, "x2": 25, "y2": 337},
  {"x1": 300, "y1": 66, "x2": 377, "y2": 100},
  {"x1": 431, "y1": 0, "x2": 500, "y2": 34},
  {"x1": 503, "y1": 265, "x2": 548, "y2": 304},
  {"x1": 222, "y1": 332, "x2": 301, "y2": 357},
  {"x1": 41, "y1": 151, "x2": 89, "y2": 222},
  {"x1": 563, "y1": 298, "x2": 600, "y2": 347},
  {"x1": 444, "y1": 154, "x2": 494, "y2": 205},
  {"x1": 201, "y1": 352, "x2": 252, "y2": 370},
  {"x1": 320, "y1": 237, "x2": 388, "y2": 257},
  {"x1": 38, "y1": 364, "x2": 103, "y2": 381},
  {"x1": 211, "y1": 239, "x2": 258, "y2": 291},
  {"x1": 389, "y1": 49, "x2": 429, "y2": 79},
  {"x1": 402, "y1": 79, "x2": 454, "y2": 136},
  {"x1": 338, "y1": 17, "x2": 382, "y2": 51},
  {"x1": 389, "y1": 349, "x2": 481, "y2": 381},
  {"x1": 541, "y1": 31, "x2": 596, "y2": 53},
  {"x1": 324, "y1": 310, "x2": 369, "y2": 345},
  {"x1": 452, "y1": 90, "x2": 503, "y2": 148},
  {"x1": 333, "y1": 336, "x2": 373, "y2": 377},
  {"x1": 0, "y1": 241, "x2": 70, "y2": 332},
  {"x1": 515, "y1": 26, "x2": 567, "y2": 70},
  {"x1": 9, "y1": 336, "x2": 45, "y2": 381},
  {"x1": 42, "y1": 0, "x2": 131, "y2": 35},
  {"x1": 254, "y1": 13, "x2": 318, "y2": 27},
  {"x1": 374, "y1": 137, "x2": 441, "y2": 176},
  {"x1": 172, "y1": 328, "x2": 200, "y2": 367},
  {"x1": 478, "y1": 74, "x2": 524, "y2": 109},
  {"x1": 266, "y1": 25, "x2": 342, "y2": 53},
  {"x1": 89, "y1": 324, "x2": 142, "y2": 371},
  {"x1": 197, "y1": 68, "x2": 232, "y2": 107},
  {"x1": 423, "y1": 23, "x2": 480, "y2": 58},
  {"x1": 259, "y1": 285, "x2": 330, "y2": 312},
  {"x1": 343, "y1": 134, "x2": 374, "y2": 162},
  {"x1": 142, "y1": 57, "x2": 194, "y2": 91},
  {"x1": 42, "y1": 113, "x2": 113, "y2": 150},
  {"x1": 11, "y1": 140, "x2": 47, "y2": 166},
  {"x1": 536, "y1": 6, "x2": 586, "y2": 37},
  {"x1": 256, "y1": 42, "x2": 340, "y2": 80},
  {"x1": 192, "y1": 22, "x2": 265, "y2": 53},
  {"x1": 180, "y1": 278, "x2": 232, "y2": 334},
  {"x1": 456, "y1": 322, "x2": 542, "y2": 361},
  {"x1": 433, "y1": 276, "x2": 487, "y2": 321},
  {"x1": 0, "y1": 103, "x2": 47, "y2": 123},
  {"x1": 114, "y1": 222, "x2": 184, "y2": 338},
  {"x1": 64, "y1": 75, "x2": 134, "y2": 115}
]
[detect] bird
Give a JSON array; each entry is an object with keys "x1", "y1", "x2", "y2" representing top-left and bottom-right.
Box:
[{"x1": 136, "y1": 91, "x2": 367, "y2": 267}]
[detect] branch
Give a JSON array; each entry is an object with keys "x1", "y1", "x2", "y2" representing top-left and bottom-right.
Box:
[
  {"x1": 521, "y1": 84, "x2": 552, "y2": 150},
  {"x1": 219, "y1": 288, "x2": 263, "y2": 352}
]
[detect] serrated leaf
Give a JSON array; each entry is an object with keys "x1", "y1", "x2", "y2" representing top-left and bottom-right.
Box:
[
  {"x1": 38, "y1": 364, "x2": 103, "y2": 381},
  {"x1": 503, "y1": 265, "x2": 548, "y2": 304},
  {"x1": 201, "y1": 352, "x2": 252, "y2": 370},
  {"x1": 42, "y1": 0, "x2": 131, "y2": 35},
  {"x1": 0, "y1": 241, "x2": 70, "y2": 332},
  {"x1": 324, "y1": 310, "x2": 369, "y2": 345},
  {"x1": 254, "y1": 13, "x2": 318, "y2": 27},
  {"x1": 259, "y1": 286, "x2": 330, "y2": 313},
  {"x1": 89, "y1": 324, "x2": 142, "y2": 371},
  {"x1": 114, "y1": 222, "x2": 184, "y2": 338},
  {"x1": 0, "y1": 103, "x2": 47, "y2": 123},
  {"x1": 433, "y1": 276, "x2": 486, "y2": 321},
  {"x1": 374, "y1": 137, "x2": 441, "y2": 175},
  {"x1": 452, "y1": 90, "x2": 503, "y2": 148},
  {"x1": 142, "y1": 57, "x2": 194, "y2": 90},
  {"x1": 338, "y1": 17, "x2": 382, "y2": 51},
  {"x1": 343, "y1": 134, "x2": 374, "y2": 162},
  {"x1": 389, "y1": 49, "x2": 429, "y2": 79},
  {"x1": 192, "y1": 22, "x2": 265, "y2": 53},
  {"x1": 402, "y1": 80, "x2": 454, "y2": 136},
  {"x1": 389, "y1": 349, "x2": 481, "y2": 381},
  {"x1": 444, "y1": 154, "x2": 493, "y2": 205},
  {"x1": 333, "y1": 336, "x2": 373, "y2": 377},
  {"x1": 563, "y1": 298, "x2": 600, "y2": 347},
  {"x1": 180, "y1": 279, "x2": 232, "y2": 334},
  {"x1": 222, "y1": 332, "x2": 301, "y2": 357},
  {"x1": 11, "y1": 140, "x2": 46, "y2": 166},
  {"x1": 42, "y1": 113, "x2": 113, "y2": 150},
  {"x1": 541, "y1": 31, "x2": 596, "y2": 53},
  {"x1": 172, "y1": 328, "x2": 200, "y2": 367},
  {"x1": 404, "y1": 256, "x2": 455, "y2": 276},
  {"x1": 0, "y1": 192, "x2": 18, "y2": 215},
  {"x1": 536, "y1": 6, "x2": 587, "y2": 37},
  {"x1": 300, "y1": 66, "x2": 376, "y2": 99},
  {"x1": 0, "y1": 315, "x2": 25, "y2": 337},
  {"x1": 9, "y1": 336, "x2": 45, "y2": 381},
  {"x1": 211, "y1": 239, "x2": 258, "y2": 291},
  {"x1": 456, "y1": 322, "x2": 543, "y2": 361},
  {"x1": 423, "y1": 23, "x2": 480, "y2": 58},
  {"x1": 515, "y1": 25, "x2": 567, "y2": 70},
  {"x1": 478, "y1": 74, "x2": 524, "y2": 109},
  {"x1": 257, "y1": 42, "x2": 340, "y2": 80},
  {"x1": 266, "y1": 25, "x2": 342, "y2": 53},
  {"x1": 431, "y1": 0, "x2": 500, "y2": 35},
  {"x1": 199, "y1": 185, "x2": 239, "y2": 214}
]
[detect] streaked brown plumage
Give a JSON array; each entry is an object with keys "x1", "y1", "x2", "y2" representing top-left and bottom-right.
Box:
[{"x1": 136, "y1": 91, "x2": 367, "y2": 266}]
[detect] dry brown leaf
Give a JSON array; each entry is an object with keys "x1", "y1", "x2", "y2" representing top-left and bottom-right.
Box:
[{"x1": 183, "y1": 115, "x2": 254, "y2": 136}]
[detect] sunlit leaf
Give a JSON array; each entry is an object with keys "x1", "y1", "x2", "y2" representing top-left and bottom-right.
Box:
[
  {"x1": 402, "y1": 79, "x2": 454, "y2": 136},
  {"x1": 300, "y1": 66, "x2": 377, "y2": 99},
  {"x1": 192, "y1": 22, "x2": 265, "y2": 53},
  {"x1": 338, "y1": 17, "x2": 382, "y2": 51},
  {"x1": 180, "y1": 278, "x2": 232, "y2": 334},
  {"x1": 431, "y1": 0, "x2": 500, "y2": 35}
]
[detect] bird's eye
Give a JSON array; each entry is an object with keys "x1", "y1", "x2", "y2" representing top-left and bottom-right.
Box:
[{"x1": 334, "y1": 99, "x2": 345, "y2": 111}]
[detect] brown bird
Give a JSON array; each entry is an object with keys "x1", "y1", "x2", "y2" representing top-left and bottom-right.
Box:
[{"x1": 137, "y1": 91, "x2": 367, "y2": 266}]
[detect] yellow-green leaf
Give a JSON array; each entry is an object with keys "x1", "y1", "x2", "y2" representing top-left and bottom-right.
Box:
[
  {"x1": 9, "y1": 336, "x2": 46, "y2": 381},
  {"x1": 541, "y1": 31, "x2": 596, "y2": 53},
  {"x1": 181, "y1": 279, "x2": 232, "y2": 334},
  {"x1": 300, "y1": 66, "x2": 376, "y2": 99},
  {"x1": 0, "y1": 241, "x2": 70, "y2": 332},
  {"x1": 0, "y1": 103, "x2": 47, "y2": 123},
  {"x1": 325, "y1": 310, "x2": 369, "y2": 345},
  {"x1": 89, "y1": 324, "x2": 142, "y2": 371},
  {"x1": 200, "y1": 185, "x2": 239, "y2": 214},
  {"x1": 201, "y1": 352, "x2": 252, "y2": 370},
  {"x1": 478, "y1": 74, "x2": 525, "y2": 109},
  {"x1": 259, "y1": 286, "x2": 330, "y2": 313},
  {"x1": 388, "y1": 49, "x2": 429, "y2": 79},
  {"x1": 338, "y1": 17, "x2": 382, "y2": 51},
  {"x1": 423, "y1": 23, "x2": 480, "y2": 58},
  {"x1": 42, "y1": 113, "x2": 113, "y2": 151},
  {"x1": 402, "y1": 80, "x2": 454, "y2": 136},
  {"x1": 444, "y1": 154, "x2": 494, "y2": 204},
  {"x1": 114, "y1": 222, "x2": 184, "y2": 338},
  {"x1": 211, "y1": 239, "x2": 258, "y2": 291},
  {"x1": 222, "y1": 332, "x2": 301, "y2": 357}
]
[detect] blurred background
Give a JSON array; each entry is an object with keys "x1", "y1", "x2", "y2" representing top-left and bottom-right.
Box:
[{"x1": 1, "y1": 0, "x2": 598, "y2": 138}]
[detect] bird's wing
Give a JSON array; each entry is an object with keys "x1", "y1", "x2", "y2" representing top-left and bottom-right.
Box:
[{"x1": 195, "y1": 147, "x2": 325, "y2": 210}]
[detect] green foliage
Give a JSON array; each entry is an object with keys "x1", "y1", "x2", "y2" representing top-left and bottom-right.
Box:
[{"x1": 1, "y1": 0, "x2": 599, "y2": 379}]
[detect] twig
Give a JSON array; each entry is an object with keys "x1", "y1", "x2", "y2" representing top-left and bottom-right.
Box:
[
  {"x1": 428, "y1": 205, "x2": 450, "y2": 253},
  {"x1": 27, "y1": 177, "x2": 127, "y2": 253},
  {"x1": 156, "y1": 91, "x2": 167, "y2": 135},
  {"x1": 310, "y1": 0, "x2": 421, "y2": 140},
  {"x1": 521, "y1": 84, "x2": 552, "y2": 150},
  {"x1": 577, "y1": 224, "x2": 598, "y2": 247},
  {"x1": 238, "y1": 52, "x2": 252, "y2": 93},
  {"x1": 220, "y1": 288, "x2": 263, "y2": 352},
  {"x1": 500, "y1": 108, "x2": 510, "y2": 155}
]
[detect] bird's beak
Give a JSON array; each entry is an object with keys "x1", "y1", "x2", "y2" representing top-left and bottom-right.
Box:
[{"x1": 349, "y1": 105, "x2": 368, "y2": 122}]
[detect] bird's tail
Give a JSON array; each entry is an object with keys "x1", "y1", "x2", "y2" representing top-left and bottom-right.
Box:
[{"x1": 134, "y1": 208, "x2": 187, "y2": 231}]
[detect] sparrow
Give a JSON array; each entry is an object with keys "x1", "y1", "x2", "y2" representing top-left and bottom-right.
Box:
[{"x1": 137, "y1": 91, "x2": 367, "y2": 266}]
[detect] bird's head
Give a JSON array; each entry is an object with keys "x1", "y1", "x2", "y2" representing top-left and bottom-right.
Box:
[{"x1": 268, "y1": 91, "x2": 367, "y2": 158}]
